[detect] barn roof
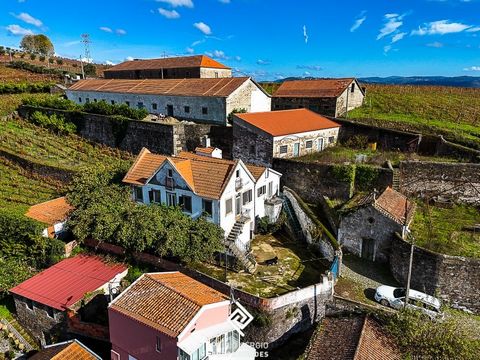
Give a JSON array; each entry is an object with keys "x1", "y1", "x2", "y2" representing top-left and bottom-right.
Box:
[
  {"x1": 10, "y1": 255, "x2": 127, "y2": 311},
  {"x1": 25, "y1": 197, "x2": 73, "y2": 226},
  {"x1": 109, "y1": 272, "x2": 228, "y2": 338},
  {"x1": 273, "y1": 78, "x2": 362, "y2": 98},
  {"x1": 234, "y1": 108, "x2": 340, "y2": 136},
  {"x1": 104, "y1": 55, "x2": 230, "y2": 72},
  {"x1": 68, "y1": 77, "x2": 250, "y2": 98}
]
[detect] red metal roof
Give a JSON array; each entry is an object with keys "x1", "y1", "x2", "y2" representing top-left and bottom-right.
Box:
[{"x1": 10, "y1": 255, "x2": 127, "y2": 311}]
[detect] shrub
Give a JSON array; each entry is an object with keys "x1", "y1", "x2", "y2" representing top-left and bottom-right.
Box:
[
  {"x1": 83, "y1": 100, "x2": 148, "y2": 120},
  {"x1": 39, "y1": 55, "x2": 46, "y2": 62},
  {"x1": 355, "y1": 165, "x2": 380, "y2": 192},
  {"x1": 343, "y1": 134, "x2": 369, "y2": 149},
  {"x1": 30, "y1": 53, "x2": 36, "y2": 60},
  {"x1": 0, "y1": 257, "x2": 35, "y2": 299},
  {"x1": 257, "y1": 212, "x2": 286, "y2": 235},
  {"x1": 8, "y1": 60, "x2": 64, "y2": 77},
  {"x1": 56, "y1": 58, "x2": 63, "y2": 65},
  {"x1": 29, "y1": 111, "x2": 76, "y2": 134},
  {"x1": 48, "y1": 58, "x2": 54, "y2": 64},
  {"x1": 22, "y1": 95, "x2": 79, "y2": 110},
  {"x1": 0, "y1": 81, "x2": 52, "y2": 95}
]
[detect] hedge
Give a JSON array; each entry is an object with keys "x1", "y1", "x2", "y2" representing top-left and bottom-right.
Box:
[{"x1": 0, "y1": 81, "x2": 53, "y2": 95}]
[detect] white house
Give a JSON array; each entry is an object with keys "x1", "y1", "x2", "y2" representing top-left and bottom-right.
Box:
[
  {"x1": 232, "y1": 108, "x2": 341, "y2": 166},
  {"x1": 122, "y1": 148, "x2": 282, "y2": 272},
  {"x1": 66, "y1": 77, "x2": 271, "y2": 126}
]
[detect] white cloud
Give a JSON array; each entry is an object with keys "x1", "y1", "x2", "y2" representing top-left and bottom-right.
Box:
[
  {"x1": 125, "y1": 56, "x2": 134, "y2": 61},
  {"x1": 391, "y1": 32, "x2": 407, "y2": 43},
  {"x1": 116, "y1": 29, "x2": 127, "y2": 35},
  {"x1": 193, "y1": 22, "x2": 211, "y2": 35},
  {"x1": 105, "y1": 60, "x2": 115, "y2": 65},
  {"x1": 186, "y1": 47, "x2": 194, "y2": 54},
  {"x1": 427, "y1": 41, "x2": 444, "y2": 48},
  {"x1": 6, "y1": 24, "x2": 34, "y2": 36},
  {"x1": 304, "y1": 71, "x2": 311, "y2": 76},
  {"x1": 234, "y1": 55, "x2": 241, "y2": 61},
  {"x1": 158, "y1": 8, "x2": 180, "y2": 18},
  {"x1": 100, "y1": 26, "x2": 113, "y2": 33},
  {"x1": 206, "y1": 49, "x2": 227, "y2": 59},
  {"x1": 412, "y1": 20, "x2": 474, "y2": 35},
  {"x1": 464, "y1": 66, "x2": 480, "y2": 71},
  {"x1": 157, "y1": 0, "x2": 193, "y2": 8},
  {"x1": 13, "y1": 12, "x2": 42, "y2": 27},
  {"x1": 377, "y1": 13, "x2": 404, "y2": 40},
  {"x1": 297, "y1": 65, "x2": 323, "y2": 71},
  {"x1": 303, "y1": 25, "x2": 308, "y2": 44},
  {"x1": 257, "y1": 59, "x2": 271, "y2": 65},
  {"x1": 351, "y1": 11, "x2": 367, "y2": 32}
]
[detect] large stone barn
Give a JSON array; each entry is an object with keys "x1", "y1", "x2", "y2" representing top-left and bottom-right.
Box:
[
  {"x1": 66, "y1": 77, "x2": 271, "y2": 126},
  {"x1": 103, "y1": 55, "x2": 232, "y2": 79},
  {"x1": 272, "y1": 78, "x2": 365, "y2": 117},
  {"x1": 232, "y1": 108, "x2": 341, "y2": 166}
]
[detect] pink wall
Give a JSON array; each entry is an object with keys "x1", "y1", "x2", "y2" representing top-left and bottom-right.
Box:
[
  {"x1": 179, "y1": 303, "x2": 229, "y2": 343},
  {"x1": 109, "y1": 309, "x2": 178, "y2": 360}
]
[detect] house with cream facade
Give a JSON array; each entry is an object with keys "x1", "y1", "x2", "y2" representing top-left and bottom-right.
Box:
[
  {"x1": 122, "y1": 148, "x2": 282, "y2": 272},
  {"x1": 232, "y1": 108, "x2": 341, "y2": 166}
]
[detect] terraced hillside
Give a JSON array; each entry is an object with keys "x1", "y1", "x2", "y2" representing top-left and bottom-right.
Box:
[{"x1": 0, "y1": 94, "x2": 132, "y2": 211}]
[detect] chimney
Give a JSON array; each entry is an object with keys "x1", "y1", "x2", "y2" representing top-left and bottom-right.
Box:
[{"x1": 201, "y1": 136, "x2": 211, "y2": 148}]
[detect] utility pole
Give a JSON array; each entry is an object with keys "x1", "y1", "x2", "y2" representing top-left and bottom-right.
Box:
[
  {"x1": 345, "y1": 82, "x2": 350, "y2": 119},
  {"x1": 80, "y1": 55, "x2": 85, "y2": 79},
  {"x1": 403, "y1": 197, "x2": 414, "y2": 308}
]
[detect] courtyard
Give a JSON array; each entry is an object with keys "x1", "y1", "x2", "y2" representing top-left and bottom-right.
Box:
[{"x1": 191, "y1": 231, "x2": 330, "y2": 298}]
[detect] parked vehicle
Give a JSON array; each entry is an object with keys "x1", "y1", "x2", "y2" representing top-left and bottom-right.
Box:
[{"x1": 374, "y1": 285, "x2": 443, "y2": 319}]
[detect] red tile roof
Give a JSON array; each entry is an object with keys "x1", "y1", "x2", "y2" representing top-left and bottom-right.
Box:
[
  {"x1": 274, "y1": 78, "x2": 357, "y2": 98},
  {"x1": 123, "y1": 149, "x2": 266, "y2": 199},
  {"x1": 10, "y1": 255, "x2": 127, "y2": 311},
  {"x1": 68, "y1": 77, "x2": 249, "y2": 97},
  {"x1": 375, "y1": 187, "x2": 416, "y2": 225},
  {"x1": 30, "y1": 340, "x2": 101, "y2": 360},
  {"x1": 110, "y1": 272, "x2": 228, "y2": 338},
  {"x1": 195, "y1": 146, "x2": 216, "y2": 154},
  {"x1": 25, "y1": 197, "x2": 73, "y2": 226},
  {"x1": 234, "y1": 108, "x2": 340, "y2": 137},
  {"x1": 104, "y1": 55, "x2": 230, "y2": 72}
]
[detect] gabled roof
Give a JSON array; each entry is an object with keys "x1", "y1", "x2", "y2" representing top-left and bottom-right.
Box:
[
  {"x1": 29, "y1": 340, "x2": 101, "y2": 360},
  {"x1": 25, "y1": 197, "x2": 73, "y2": 226},
  {"x1": 68, "y1": 77, "x2": 249, "y2": 98},
  {"x1": 104, "y1": 55, "x2": 230, "y2": 72},
  {"x1": 274, "y1": 78, "x2": 362, "y2": 98},
  {"x1": 234, "y1": 108, "x2": 341, "y2": 137},
  {"x1": 123, "y1": 149, "x2": 268, "y2": 199},
  {"x1": 109, "y1": 272, "x2": 228, "y2": 338},
  {"x1": 10, "y1": 255, "x2": 127, "y2": 311}
]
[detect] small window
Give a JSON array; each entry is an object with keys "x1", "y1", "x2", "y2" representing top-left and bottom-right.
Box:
[
  {"x1": 249, "y1": 145, "x2": 256, "y2": 155},
  {"x1": 329, "y1": 136, "x2": 335, "y2": 144},
  {"x1": 111, "y1": 100, "x2": 115, "y2": 105},
  {"x1": 242, "y1": 189, "x2": 252, "y2": 205},
  {"x1": 150, "y1": 190, "x2": 161, "y2": 203},
  {"x1": 46, "y1": 306, "x2": 54, "y2": 319},
  {"x1": 85, "y1": 98, "x2": 90, "y2": 103},
  {"x1": 202, "y1": 107, "x2": 208, "y2": 115},
  {"x1": 135, "y1": 187, "x2": 143, "y2": 201},
  {"x1": 202, "y1": 199, "x2": 213, "y2": 216},
  {"x1": 93, "y1": 98, "x2": 97, "y2": 102},
  {"x1": 125, "y1": 101, "x2": 130, "y2": 106},
  {"x1": 257, "y1": 185, "x2": 266, "y2": 197},
  {"x1": 156, "y1": 336, "x2": 162, "y2": 352},
  {"x1": 368, "y1": 217, "x2": 375, "y2": 224},
  {"x1": 137, "y1": 102, "x2": 144, "y2": 109},
  {"x1": 279, "y1": 145, "x2": 288, "y2": 154},
  {"x1": 152, "y1": 103, "x2": 158, "y2": 110},
  {"x1": 236, "y1": 170, "x2": 240, "y2": 178},
  {"x1": 78, "y1": 97, "x2": 82, "y2": 103},
  {"x1": 167, "y1": 169, "x2": 173, "y2": 178},
  {"x1": 180, "y1": 195, "x2": 192, "y2": 213},
  {"x1": 351, "y1": 83, "x2": 355, "y2": 93},
  {"x1": 186, "y1": 71, "x2": 191, "y2": 77},
  {"x1": 225, "y1": 198, "x2": 233, "y2": 215},
  {"x1": 26, "y1": 299, "x2": 34, "y2": 310},
  {"x1": 184, "y1": 106, "x2": 190, "y2": 113},
  {"x1": 215, "y1": 72, "x2": 219, "y2": 78},
  {"x1": 306, "y1": 140, "x2": 313, "y2": 149}
]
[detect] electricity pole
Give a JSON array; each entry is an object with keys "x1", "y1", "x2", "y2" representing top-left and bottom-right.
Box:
[
  {"x1": 403, "y1": 197, "x2": 414, "y2": 308},
  {"x1": 80, "y1": 55, "x2": 85, "y2": 79}
]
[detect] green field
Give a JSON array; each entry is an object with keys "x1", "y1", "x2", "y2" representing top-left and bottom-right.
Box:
[{"x1": 349, "y1": 84, "x2": 480, "y2": 149}]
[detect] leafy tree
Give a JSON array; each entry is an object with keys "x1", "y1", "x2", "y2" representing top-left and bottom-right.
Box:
[
  {"x1": 30, "y1": 53, "x2": 36, "y2": 60},
  {"x1": 0, "y1": 257, "x2": 35, "y2": 299},
  {"x1": 83, "y1": 63, "x2": 97, "y2": 77},
  {"x1": 20, "y1": 34, "x2": 54, "y2": 56},
  {"x1": 56, "y1": 58, "x2": 63, "y2": 65}
]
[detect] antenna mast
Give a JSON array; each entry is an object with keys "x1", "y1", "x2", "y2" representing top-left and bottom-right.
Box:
[{"x1": 81, "y1": 34, "x2": 91, "y2": 63}]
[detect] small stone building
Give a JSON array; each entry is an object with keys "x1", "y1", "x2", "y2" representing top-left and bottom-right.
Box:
[
  {"x1": 10, "y1": 255, "x2": 128, "y2": 346},
  {"x1": 25, "y1": 197, "x2": 73, "y2": 239},
  {"x1": 104, "y1": 55, "x2": 232, "y2": 79},
  {"x1": 232, "y1": 108, "x2": 341, "y2": 166},
  {"x1": 66, "y1": 77, "x2": 271, "y2": 126},
  {"x1": 338, "y1": 187, "x2": 416, "y2": 262},
  {"x1": 29, "y1": 339, "x2": 102, "y2": 359},
  {"x1": 272, "y1": 78, "x2": 365, "y2": 117}
]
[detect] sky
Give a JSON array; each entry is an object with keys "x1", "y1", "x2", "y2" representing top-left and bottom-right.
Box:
[{"x1": 1, "y1": 0, "x2": 480, "y2": 80}]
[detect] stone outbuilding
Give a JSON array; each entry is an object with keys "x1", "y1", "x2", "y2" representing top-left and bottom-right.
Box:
[
  {"x1": 232, "y1": 108, "x2": 341, "y2": 166},
  {"x1": 10, "y1": 255, "x2": 128, "y2": 346},
  {"x1": 272, "y1": 78, "x2": 365, "y2": 117},
  {"x1": 104, "y1": 55, "x2": 232, "y2": 79},
  {"x1": 66, "y1": 77, "x2": 271, "y2": 126},
  {"x1": 25, "y1": 197, "x2": 73, "y2": 239},
  {"x1": 29, "y1": 339, "x2": 102, "y2": 359},
  {"x1": 338, "y1": 187, "x2": 416, "y2": 262}
]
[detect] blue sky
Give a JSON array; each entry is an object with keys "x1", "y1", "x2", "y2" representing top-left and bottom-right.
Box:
[{"x1": 1, "y1": 0, "x2": 480, "y2": 80}]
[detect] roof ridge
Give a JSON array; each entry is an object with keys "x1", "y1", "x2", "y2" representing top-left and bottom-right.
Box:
[
  {"x1": 122, "y1": 147, "x2": 151, "y2": 183},
  {"x1": 352, "y1": 315, "x2": 368, "y2": 360}
]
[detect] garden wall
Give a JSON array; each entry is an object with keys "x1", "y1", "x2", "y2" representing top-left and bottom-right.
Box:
[
  {"x1": 399, "y1": 161, "x2": 480, "y2": 205},
  {"x1": 390, "y1": 235, "x2": 480, "y2": 313}
]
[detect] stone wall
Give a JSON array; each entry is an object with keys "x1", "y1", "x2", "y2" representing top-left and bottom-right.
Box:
[
  {"x1": 182, "y1": 123, "x2": 233, "y2": 159},
  {"x1": 399, "y1": 161, "x2": 480, "y2": 205},
  {"x1": 389, "y1": 235, "x2": 480, "y2": 313},
  {"x1": 272, "y1": 97, "x2": 338, "y2": 117},
  {"x1": 232, "y1": 117, "x2": 273, "y2": 166}
]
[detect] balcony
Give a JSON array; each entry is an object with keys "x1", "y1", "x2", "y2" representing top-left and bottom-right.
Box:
[{"x1": 235, "y1": 178, "x2": 243, "y2": 191}]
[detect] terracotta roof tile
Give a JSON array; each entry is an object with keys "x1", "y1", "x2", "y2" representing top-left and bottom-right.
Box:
[
  {"x1": 25, "y1": 197, "x2": 73, "y2": 225},
  {"x1": 104, "y1": 55, "x2": 230, "y2": 72},
  {"x1": 30, "y1": 340, "x2": 101, "y2": 360},
  {"x1": 123, "y1": 149, "x2": 267, "y2": 199},
  {"x1": 274, "y1": 78, "x2": 356, "y2": 98},
  {"x1": 375, "y1": 187, "x2": 416, "y2": 225},
  {"x1": 110, "y1": 272, "x2": 228, "y2": 337},
  {"x1": 195, "y1": 146, "x2": 216, "y2": 154},
  {"x1": 235, "y1": 108, "x2": 340, "y2": 137},
  {"x1": 355, "y1": 317, "x2": 402, "y2": 360},
  {"x1": 68, "y1": 77, "x2": 248, "y2": 97}
]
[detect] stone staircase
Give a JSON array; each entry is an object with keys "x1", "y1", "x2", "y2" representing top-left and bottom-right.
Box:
[
  {"x1": 282, "y1": 195, "x2": 304, "y2": 240},
  {"x1": 226, "y1": 219, "x2": 257, "y2": 274},
  {"x1": 392, "y1": 168, "x2": 400, "y2": 191},
  {"x1": 0, "y1": 318, "x2": 36, "y2": 352}
]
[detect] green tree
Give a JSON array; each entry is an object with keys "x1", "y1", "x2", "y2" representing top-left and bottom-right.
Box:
[
  {"x1": 20, "y1": 34, "x2": 54, "y2": 56},
  {"x1": 0, "y1": 257, "x2": 35, "y2": 299},
  {"x1": 83, "y1": 63, "x2": 97, "y2": 77}
]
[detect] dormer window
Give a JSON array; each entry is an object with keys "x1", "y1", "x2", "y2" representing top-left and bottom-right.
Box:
[
  {"x1": 236, "y1": 170, "x2": 240, "y2": 178},
  {"x1": 168, "y1": 169, "x2": 173, "y2": 178}
]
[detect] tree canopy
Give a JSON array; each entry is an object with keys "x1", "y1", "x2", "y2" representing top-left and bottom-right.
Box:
[{"x1": 20, "y1": 34, "x2": 54, "y2": 56}]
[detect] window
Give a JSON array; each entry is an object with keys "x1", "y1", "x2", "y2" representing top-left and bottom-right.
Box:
[
  {"x1": 78, "y1": 97, "x2": 82, "y2": 103},
  {"x1": 137, "y1": 102, "x2": 144, "y2": 109},
  {"x1": 134, "y1": 187, "x2": 143, "y2": 201},
  {"x1": 26, "y1": 299, "x2": 34, "y2": 310},
  {"x1": 351, "y1": 83, "x2": 355, "y2": 93},
  {"x1": 202, "y1": 199, "x2": 213, "y2": 216},
  {"x1": 279, "y1": 145, "x2": 288, "y2": 154},
  {"x1": 257, "y1": 185, "x2": 266, "y2": 197},
  {"x1": 225, "y1": 198, "x2": 233, "y2": 215},
  {"x1": 249, "y1": 144, "x2": 256, "y2": 155},
  {"x1": 215, "y1": 71, "x2": 219, "y2": 78},
  {"x1": 329, "y1": 136, "x2": 335, "y2": 144},
  {"x1": 168, "y1": 169, "x2": 173, "y2": 178},
  {"x1": 267, "y1": 181, "x2": 273, "y2": 197},
  {"x1": 202, "y1": 107, "x2": 208, "y2": 115},
  {"x1": 111, "y1": 350, "x2": 120, "y2": 360},
  {"x1": 191, "y1": 344, "x2": 206, "y2": 360},
  {"x1": 184, "y1": 106, "x2": 190, "y2": 113},
  {"x1": 150, "y1": 189, "x2": 161, "y2": 203},
  {"x1": 93, "y1": 98, "x2": 97, "y2": 102},
  {"x1": 156, "y1": 336, "x2": 162, "y2": 352},
  {"x1": 152, "y1": 103, "x2": 158, "y2": 110},
  {"x1": 226, "y1": 331, "x2": 240, "y2": 353},
  {"x1": 210, "y1": 334, "x2": 225, "y2": 355},
  {"x1": 46, "y1": 306, "x2": 54, "y2": 319},
  {"x1": 85, "y1": 98, "x2": 90, "y2": 103},
  {"x1": 242, "y1": 189, "x2": 252, "y2": 205},
  {"x1": 125, "y1": 101, "x2": 130, "y2": 106},
  {"x1": 111, "y1": 100, "x2": 115, "y2": 105},
  {"x1": 236, "y1": 170, "x2": 240, "y2": 178},
  {"x1": 179, "y1": 195, "x2": 192, "y2": 213},
  {"x1": 166, "y1": 192, "x2": 177, "y2": 207},
  {"x1": 306, "y1": 140, "x2": 313, "y2": 149}
]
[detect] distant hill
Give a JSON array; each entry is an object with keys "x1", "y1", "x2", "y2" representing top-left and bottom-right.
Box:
[{"x1": 359, "y1": 76, "x2": 480, "y2": 88}]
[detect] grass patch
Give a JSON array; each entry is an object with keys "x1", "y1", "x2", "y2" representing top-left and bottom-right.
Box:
[
  {"x1": 0, "y1": 296, "x2": 15, "y2": 320},
  {"x1": 348, "y1": 84, "x2": 480, "y2": 149},
  {"x1": 410, "y1": 202, "x2": 480, "y2": 258}
]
